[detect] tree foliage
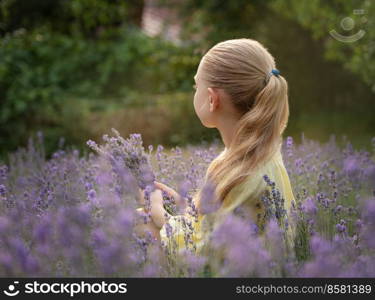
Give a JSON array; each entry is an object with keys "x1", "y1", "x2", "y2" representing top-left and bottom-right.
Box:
[{"x1": 271, "y1": 0, "x2": 375, "y2": 92}]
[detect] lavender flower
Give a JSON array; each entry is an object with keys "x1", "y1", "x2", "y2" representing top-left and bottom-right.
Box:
[
  {"x1": 87, "y1": 128, "x2": 155, "y2": 190},
  {"x1": 0, "y1": 130, "x2": 373, "y2": 277},
  {"x1": 199, "y1": 180, "x2": 220, "y2": 214}
]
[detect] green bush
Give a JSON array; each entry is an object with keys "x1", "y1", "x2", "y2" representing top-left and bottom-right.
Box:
[
  {"x1": 55, "y1": 92, "x2": 220, "y2": 153},
  {"x1": 0, "y1": 25, "x2": 200, "y2": 158}
]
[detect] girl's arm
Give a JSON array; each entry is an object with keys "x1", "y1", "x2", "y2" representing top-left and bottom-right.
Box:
[
  {"x1": 139, "y1": 182, "x2": 196, "y2": 230},
  {"x1": 134, "y1": 207, "x2": 162, "y2": 241},
  {"x1": 148, "y1": 189, "x2": 169, "y2": 229},
  {"x1": 138, "y1": 187, "x2": 171, "y2": 229},
  {"x1": 153, "y1": 181, "x2": 198, "y2": 222}
]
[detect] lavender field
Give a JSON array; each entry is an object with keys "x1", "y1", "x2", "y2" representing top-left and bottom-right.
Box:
[{"x1": 0, "y1": 129, "x2": 374, "y2": 277}]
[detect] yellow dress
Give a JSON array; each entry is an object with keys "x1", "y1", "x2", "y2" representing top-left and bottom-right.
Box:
[{"x1": 159, "y1": 146, "x2": 296, "y2": 257}]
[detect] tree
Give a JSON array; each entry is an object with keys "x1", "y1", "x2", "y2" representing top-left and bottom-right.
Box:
[{"x1": 270, "y1": 0, "x2": 375, "y2": 93}]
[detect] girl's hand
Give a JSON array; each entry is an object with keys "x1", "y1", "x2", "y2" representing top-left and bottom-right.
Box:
[
  {"x1": 138, "y1": 181, "x2": 179, "y2": 204},
  {"x1": 138, "y1": 186, "x2": 163, "y2": 208},
  {"x1": 153, "y1": 181, "x2": 185, "y2": 202},
  {"x1": 137, "y1": 181, "x2": 188, "y2": 228},
  {"x1": 134, "y1": 207, "x2": 161, "y2": 241},
  {"x1": 138, "y1": 187, "x2": 167, "y2": 229},
  {"x1": 154, "y1": 181, "x2": 188, "y2": 213}
]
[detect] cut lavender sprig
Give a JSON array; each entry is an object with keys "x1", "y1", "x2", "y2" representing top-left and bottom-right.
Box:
[{"x1": 87, "y1": 128, "x2": 155, "y2": 190}]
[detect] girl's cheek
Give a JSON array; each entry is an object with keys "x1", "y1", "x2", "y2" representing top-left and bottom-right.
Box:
[
  {"x1": 193, "y1": 98, "x2": 204, "y2": 120},
  {"x1": 193, "y1": 93, "x2": 200, "y2": 109}
]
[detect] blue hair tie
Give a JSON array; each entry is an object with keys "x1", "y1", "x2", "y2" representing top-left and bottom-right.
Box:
[
  {"x1": 271, "y1": 68, "x2": 280, "y2": 76},
  {"x1": 264, "y1": 68, "x2": 281, "y2": 85}
]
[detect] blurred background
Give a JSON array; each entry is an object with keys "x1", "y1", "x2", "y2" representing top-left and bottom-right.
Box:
[{"x1": 0, "y1": 0, "x2": 374, "y2": 161}]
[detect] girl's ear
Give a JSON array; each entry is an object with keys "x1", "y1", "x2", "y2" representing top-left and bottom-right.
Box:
[
  {"x1": 208, "y1": 88, "x2": 219, "y2": 112},
  {"x1": 208, "y1": 96, "x2": 214, "y2": 112}
]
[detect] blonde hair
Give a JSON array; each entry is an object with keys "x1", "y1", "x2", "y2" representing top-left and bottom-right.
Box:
[{"x1": 194, "y1": 38, "x2": 289, "y2": 213}]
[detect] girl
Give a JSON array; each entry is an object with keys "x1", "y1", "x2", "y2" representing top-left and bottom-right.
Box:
[{"x1": 136, "y1": 38, "x2": 296, "y2": 256}]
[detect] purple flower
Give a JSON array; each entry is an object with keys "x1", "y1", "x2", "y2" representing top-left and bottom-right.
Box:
[
  {"x1": 199, "y1": 180, "x2": 220, "y2": 214},
  {"x1": 87, "y1": 189, "x2": 96, "y2": 201},
  {"x1": 33, "y1": 218, "x2": 52, "y2": 244},
  {"x1": 0, "y1": 216, "x2": 11, "y2": 232},
  {"x1": 0, "y1": 253, "x2": 13, "y2": 274},
  {"x1": 0, "y1": 184, "x2": 6, "y2": 197},
  {"x1": 364, "y1": 164, "x2": 375, "y2": 183},
  {"x1": 355, "y1": 219, "x2": 363, "y2": 231},
  {"x1": 85, "y1": 182, "x2": 93, "y2": 191},
  {"x1": 333, "y1": 205, "x2": 342, "y2": 215},
  {"x1": 286, "y1": 136, "x2": 294, "y2": 157},
  {"x1": 302, "y1": 196, "x2": 318, "y2": 215},
  {"x1": 343, "y1": 155, "x2": 361, "y2": 177},
  {"x1": 335, "y1": 223, "x2": 346, "y2": 233},
  {"x1": 1, "y1": 128, "x2": 374, "y2": 277}
]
